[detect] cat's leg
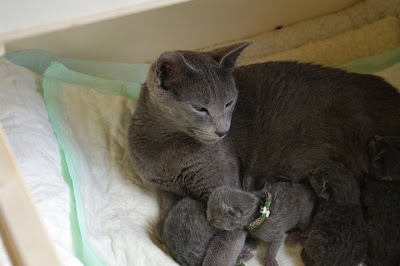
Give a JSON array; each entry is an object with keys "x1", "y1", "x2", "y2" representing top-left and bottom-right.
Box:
[
  {"x1": 202, "y1": 229, "x2": 247, "y2": 266},
  {"x1": 263, "y1": 240, "x2": 281, "y2": 266},
  {"x1": 367, "y1": 135, "x2": 400, "y2": 181},
  {"x1": 155, "y1": 190, "x2": 181, "y2": 243},
  {"x1": 237, "y1": 235, "x2": 257, "y2": 261}
]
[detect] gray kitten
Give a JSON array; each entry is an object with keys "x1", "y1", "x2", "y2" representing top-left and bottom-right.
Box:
[
  {"x1": 302, "y1": 166, "x2": 368, "y2": 266},
  {"x1": 163, "y1": 197, "x2": 251, "y2": 266},
  {"x1": 206, "y1": 182, "x2": 317, "y2": 266},
  {"x1": 163, "y1": 198, "x2": 218, "y2": 266},
  {"x1": 129, "y1": 42, "x2": 400, "y2": 264}
]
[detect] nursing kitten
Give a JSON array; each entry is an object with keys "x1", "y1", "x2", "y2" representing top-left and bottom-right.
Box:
[
  {"x1": 162, "y1": 198, "x2": 218, "y2": 266},
  {"x1": 360, "y1": 136, "x2": 400, "y2": 266},
  {"x1": 206, "y1": 182, "x2": 316, "y2": 266},
  {"x1": 302, "y1": 170, "x2": 368, "y2": 266},
  {"x1": 128, "y1": 42, "x2": 400, "y2": 264},
  {"x1": 163, "y1": 197, "x2": 251, "y2": 266}
]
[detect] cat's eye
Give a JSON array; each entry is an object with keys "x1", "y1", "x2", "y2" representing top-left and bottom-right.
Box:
[
  {"x1": 225, "y1": 100, "x2": 234, "y2": 108},
  {"x1": 192, "y1": 105, "x2": 208, "y2": 113}
]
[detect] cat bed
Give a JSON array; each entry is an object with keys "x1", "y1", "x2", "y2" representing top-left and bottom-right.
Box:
[
  {"x1": 2, "y1": 7, "x2": 400, "y2": 266},
  {"x1": 2, "y1": 46, "x2": 400, "y2": 266}
]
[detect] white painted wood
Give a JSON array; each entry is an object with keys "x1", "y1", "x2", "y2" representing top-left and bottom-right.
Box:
[
  {"x1": 5, "y1": 0, "x2": 360, "y2": 63},
  {"x1": 0, "y1": 125, "x2": 61, "y2": 266},
  {"x1": 0, "y1": 0, "x2": 191, "y2": 42}
]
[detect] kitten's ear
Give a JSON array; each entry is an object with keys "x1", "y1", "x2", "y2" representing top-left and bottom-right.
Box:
[
  {"x1": 210, "y1": 42, "x2": 252, "y2": 71},
  {"x1": 309, "y1": 176, "x2": 330, "y2": 200},
  {"x1": 155, "y1": 51, "x2": 196, "y2": 88}
]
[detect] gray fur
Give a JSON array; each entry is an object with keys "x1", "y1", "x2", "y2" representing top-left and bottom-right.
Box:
[
  {"x1": 361, "y1": 175, "x2": 400, "y2": 266},
  {"x1": 301, "y1": 201, "x2": 368, "y2": 266},
  {"x1": 207, "y1": 182, "x2": 316, "y2": 266},
  {"x1": 163, "y1": 197, "x2": 251, "y2": 266},
  {"x1": 303, "y1": 172, "x2": 368, "y2": 266},
  {"x1": 361, "y1": 136, "x2": 400, "y2": 266},
  {"x1": 163, "y1": 198, "x2": 218, "y2": 266},
  {"x1": 128, "y1": 42, "x2": 400, "y2": 265}
]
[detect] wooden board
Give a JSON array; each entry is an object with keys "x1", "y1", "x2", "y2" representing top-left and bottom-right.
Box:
[{"x1": 0, "y1": 125, "x2": 61, "y2": 266}]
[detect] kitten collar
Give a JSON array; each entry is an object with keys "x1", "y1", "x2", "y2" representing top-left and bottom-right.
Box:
[{"x1": 245, "y1": 192, "x2": 272, "y2": 231}]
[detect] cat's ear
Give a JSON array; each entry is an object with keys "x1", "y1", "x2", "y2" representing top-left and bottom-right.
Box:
[
  {"x1": 309, "y1": 176, "x2": 330, "y2": 200},
  {"x1": 210, "y1": 42, "x2": 252, "y2": 71},
  {"x1": 155, "y1": 51, "x2": 197, "y2": 88}
]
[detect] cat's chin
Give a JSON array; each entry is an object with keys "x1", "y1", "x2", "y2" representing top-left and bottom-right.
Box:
[{"x1": 196, "y1": 137, "x2": 221, "y2": 145}]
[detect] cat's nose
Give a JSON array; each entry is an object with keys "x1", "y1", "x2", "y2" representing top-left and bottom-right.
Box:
[{"x1": 215, "y1": 130, "x2": 228, "y2": 138}]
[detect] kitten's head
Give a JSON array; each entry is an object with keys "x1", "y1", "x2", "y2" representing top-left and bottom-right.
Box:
[
  {"x1": 206, "y1": 186, "x2": 258, "y2": 230},
  {"x1": 309, "y1": 170, "x2": 360, "y2": 205},
  {"x1": 146, "y1": 42, "x2": 251, "y2": 144}
]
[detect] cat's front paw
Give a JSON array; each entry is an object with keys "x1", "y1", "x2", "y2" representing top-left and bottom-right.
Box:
[{"x1": 263, "y1": 258, "x2": 279, "y2": 266}]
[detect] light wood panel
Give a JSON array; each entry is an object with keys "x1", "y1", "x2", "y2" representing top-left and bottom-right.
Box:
[{"x1": 0, "y1": 125, "x2": 61, "y2": 266}]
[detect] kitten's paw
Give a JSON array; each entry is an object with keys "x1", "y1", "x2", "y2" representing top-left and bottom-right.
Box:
[
  {"x1": 285, "y1": 231, "x2": 302, "y2": 247},
  {"x1": 263, "y1": 258, "x2": 279, "y2": 266},
  {"x1": 237, "y1": 250, "x2": 254, "y2": 262}
]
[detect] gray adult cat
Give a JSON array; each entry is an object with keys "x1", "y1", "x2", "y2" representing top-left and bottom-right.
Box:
[
  {"x1": 128, "y1": 42, "x2": 400, "y2": 264},
  {"x1": 207, "y1": 182, "x2": 317, "y2": 266}
]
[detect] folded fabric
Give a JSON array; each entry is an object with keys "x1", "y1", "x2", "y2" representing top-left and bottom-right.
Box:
[
  {"x1": 339, "y1": 47, "x2": 400, "y2": 74},
  {"x1": 375, "y1": 62, "x2": 400, "y2": 89},
  {"x1": 5, "y1": 49, "x2": 149, "y2": 82}
]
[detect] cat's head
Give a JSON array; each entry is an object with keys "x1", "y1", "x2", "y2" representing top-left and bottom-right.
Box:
[
  {"x1": 309, "y1": 169, "x2": 360, "y2": 205},
  {"x1": 146, "y1": 42, "x2": 251, "y2": 144},
  {"x1": 206, "y1": 186, "x2": 258, "y2": 230}
]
